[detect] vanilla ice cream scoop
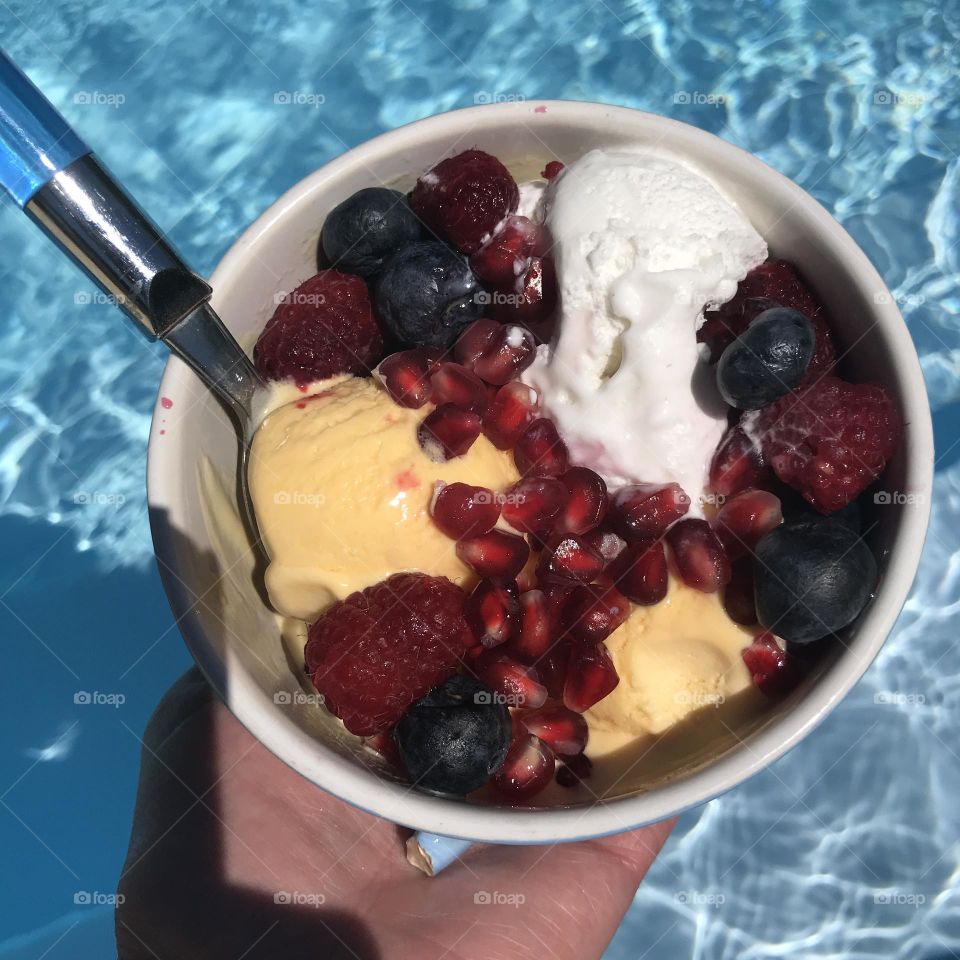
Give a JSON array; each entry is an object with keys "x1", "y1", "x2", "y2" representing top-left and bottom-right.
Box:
[
  {"x1": 526, "y1": 148, "x2": 767, "y2": 508},
  {"x1": 585, "y1": 576, "x2": 765, "y2": 755},
  {"x1": 249, "y1": 376, "x2": 519, "y2": 622}
]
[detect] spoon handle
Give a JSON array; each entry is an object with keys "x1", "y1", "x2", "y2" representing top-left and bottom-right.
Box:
[{"x1": 0, "y1": 49, "x2": 261, "y2": 420}]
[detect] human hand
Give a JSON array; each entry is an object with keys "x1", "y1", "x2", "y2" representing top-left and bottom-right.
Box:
[{"x1": 116, "y1": 669, "x2": 673, "y2": 959}]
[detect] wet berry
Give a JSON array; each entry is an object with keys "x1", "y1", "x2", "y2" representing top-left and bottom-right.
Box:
[{"x1": 431, "y1": 482, "x2": 500, "y2": 540}]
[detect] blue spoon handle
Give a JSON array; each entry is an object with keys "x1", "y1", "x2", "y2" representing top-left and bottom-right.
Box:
[
  {"x1": 0, "y1": 51, "x2": 90, "y2": 206},
  {"x1": 0, "y1": 47, "x2": 262, "y2": 419}
]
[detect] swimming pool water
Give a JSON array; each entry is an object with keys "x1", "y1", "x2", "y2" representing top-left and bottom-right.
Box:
[{"x1": 0, "y1": 0, "x2": 958, "y2": 956}]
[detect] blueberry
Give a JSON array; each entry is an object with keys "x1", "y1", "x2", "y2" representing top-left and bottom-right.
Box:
[
  {"x1": 395, "y1": 675, "x2": 511, "y2": 796},
  {"x1": 374, "y1": 241, "x2": 485, "y2": 349},
  {"x1": 754, "y1": 518, "x2": 877, "y2": 644},
  {"x1": 784, "y1": 493, "x2": 862, "y2": 534},
  {"x1": 716, "y1": 307, "x2": 816, "y2": 409},
  {"x1": 320, "y1": 188, "x2": 422, "y2": 278}
]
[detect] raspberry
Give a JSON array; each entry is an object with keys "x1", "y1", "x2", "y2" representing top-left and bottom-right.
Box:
[
  {"x1": 752, "y1": 376, "x2": 900, "y2": 514},
  {"x1": 305, "y1": 573, "x2": 471, "y2": 735},
  {"x1": 409, "y1": 150, "x2": 519, "y2": 254},
  {"x1": 699, "y1": 260, "x2": 836, "y2": 381},
  {"x1": 254, "y1": 270, "x2": 384, "y2": 385}
]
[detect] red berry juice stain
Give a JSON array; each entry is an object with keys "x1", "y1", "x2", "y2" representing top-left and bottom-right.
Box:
[
  {"x1": 160, "y1": 397, "x2": 173, "y2": 409},
  {"x1": 296, "y1": 390, "x2": 334, "y2": 410},
  {"x1": 394, "y1": 468, "x2": 420, "y2": 491}
]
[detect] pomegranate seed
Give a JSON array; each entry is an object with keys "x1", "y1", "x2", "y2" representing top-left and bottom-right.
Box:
[
  {"x1": 456, "y1": 529, "x2": 529, "y2": 580},
  {"x1": 483, "y1": 380, "x2": 540, "y2": 449},
  {"x1": 709, "y1": 426, "x2": 765, "y2": 498},
  {"x1": 502, "y1": 476, "x2": 568, "y2": 533},
  {"x1": 556, "y1": 467, "x2": 608, "y2": 534},
  {"x1": 430, "y1": 482, "x2": 501, "y2": 540},
  {"x1": 715, "y1": 489, "x2": 783, "y2": 558},
  {"x1": 421, "y1": 346, "x2": 446, "y2": 373},
  {"x1": 473, "y1": 651, "x2": 547, "y2": 709},
  {"x1": 464, "y1": 579, "x2": 519, "y2": 648},
  {"x1": 468, "y1": 215, "x2": 539, "y2": 286},
  {"x1": 565, "y1": 584, "x2": 631, "y2": 646},
  {"x1": 490, "y1": 256, "x2": 557, "y2": 327},
  {"x1": 609, "y1": 483, "x2": 689, "y2": 541},
  {"x1": 609, "y1": 539, "x2": 668, "y2": 605},
  {"x1": 564, "y1": 642, "x2": 620, "y2": 712},
  {"x1": 508, "y1": 589, "x2": 553, "y2": 662},
  {"x1": 537, "y1": 534, "x2": 605, "y2": 583},
  {"x1": 581, "y1": 527, "x2": 627, "y2": 567},
  {"x1": 430, "y1": 362, "x2": 489, "y2": 412},
  {"x1": 556, "y1": 752, "x2": 592, "y2": 787},
  {"x1": 515, "y1": 418, "x2": 569, "y2": 477},
  {"x1": 365, "y1": 731, "x2": 402, "y2": 768},
  {"x1": 539, "y1": 640, "x2": 571, "y2": 699},
  {"x1": 378, "y1": 350, "x2": 432, "y2": 408},
  {"x1": 491, "y1": 732, "x2": 555, "y2": 799},
  {"x1": 519, "y1": 704, "x2": 588, "y2": 755},
  {"x1": 418, "y1": 404, "x2": 481, "y2": 461},
  {"x1": 724, "y1": 559, "x2": 757, "y2": 625},
  {"x1": 666, "y1": 518, "x2": 731, "y2": 593},
  {"x1": 471, "y1": 325, "x2": 537, "y2": 385},
  {"x1": 542, "y1": 160, "x2": 564, "y2": 180},
  {"x1": 741, "y1": 631, "x2": 790, "y2": 695},
  {"x1": 454, "y1": 319, "x2": 500, "y2": 370}
]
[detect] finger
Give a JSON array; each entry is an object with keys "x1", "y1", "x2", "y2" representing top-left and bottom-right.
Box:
[{"x1": 386, "y1": 821, "x2": 673, "y2": 960}]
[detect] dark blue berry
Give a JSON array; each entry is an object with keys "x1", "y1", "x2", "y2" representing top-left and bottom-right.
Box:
[
  {"x1": 320, "y1": 188, "x2": 422, "y2": 278},
  {"x1": 754, "y1": 519, "x2": 876, "y2": 644},
  {"x1": 374, "y1": 241, "x2": 484, "y2": 349},
  {"x1": 716, "y1": 307, "x2": 816, "y2": 409},
  {"x1": 395, "y1": 675, "x2": 511, "y2": 795},
  {"x1": 784, "y1": 491, "x2": 862, "y2": 534}
]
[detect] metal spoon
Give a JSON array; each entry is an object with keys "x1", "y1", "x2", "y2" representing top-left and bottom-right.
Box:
[{"x1": 0, "y1": 49, "x2": 263, "y2": 542}]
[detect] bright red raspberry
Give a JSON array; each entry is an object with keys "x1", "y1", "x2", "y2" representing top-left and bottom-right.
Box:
[
  {"x1": 254, "y1": 270, "x2": 384, "y2": 386},
  {"x1": 753, "y1": 376, "x2": 900, "y2": 514},
  {"x1": 699, "y1": 260, "x2": 836, "y2": 381},
  {"x1": 409, "y1": 150, "x2": 519, "y2": 254},
  {"x1": 305, "y1": 573, "x2": 471, "y2": 735}
]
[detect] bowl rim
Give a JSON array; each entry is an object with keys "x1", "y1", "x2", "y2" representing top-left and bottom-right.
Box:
[{"x1": 147, "y1": 99, "x2": 934, "y2": 843}]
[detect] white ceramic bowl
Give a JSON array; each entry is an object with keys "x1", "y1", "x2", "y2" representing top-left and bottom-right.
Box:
[{"x1": 147, "y1": 101, "x2": 933, "y2": 844}]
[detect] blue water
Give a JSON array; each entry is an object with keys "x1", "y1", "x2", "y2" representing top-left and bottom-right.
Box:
[{"x1": 0, "y1": 1, "x2": 957, "y2": 957}]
